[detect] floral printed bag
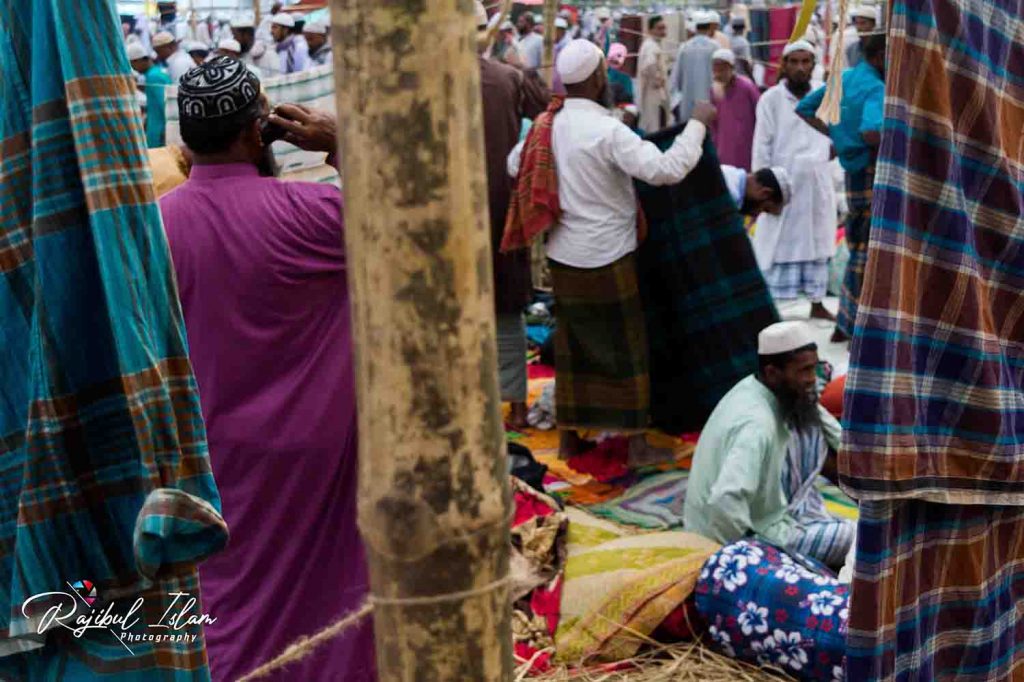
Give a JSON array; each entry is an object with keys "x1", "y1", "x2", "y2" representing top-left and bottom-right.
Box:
[{"x1": 695, "y1": 539, "x2": 849, "y2": 681}]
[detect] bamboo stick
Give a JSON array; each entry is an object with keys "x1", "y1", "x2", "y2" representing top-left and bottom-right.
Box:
[
  {"x1": 254, "y1": 0, "x2": 261, "y2": 28},
  {"x1": 542, "y1": 0, "x2": 558, "y2": 86},
  {"x1": 328, "y1": 2, "x2": 512, "y2": 681}
]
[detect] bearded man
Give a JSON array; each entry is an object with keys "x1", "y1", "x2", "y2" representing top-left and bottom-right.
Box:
[{"x1": 683, "y1": 321, "x2": 854, "y2": 567}]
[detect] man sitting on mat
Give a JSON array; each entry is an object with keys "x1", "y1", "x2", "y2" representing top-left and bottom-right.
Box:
[{"x1": 684, "y1": 321, "x2": 854, "y2": 568}]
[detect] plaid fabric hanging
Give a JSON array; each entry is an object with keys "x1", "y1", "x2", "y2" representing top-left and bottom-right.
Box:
[{"x1": 0, "y1": 1, "x2": 227, "y2": 678}]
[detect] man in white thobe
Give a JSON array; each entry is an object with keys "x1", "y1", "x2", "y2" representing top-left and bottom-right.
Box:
[
  {"x1": 751, "y1": 40, "x2": 837, "y2": 321},
  {"x1": 232, "y1": 15, "x2": 282, "y2": 76},
  {"x1": 152, "y1": 30, "x2": 194, "y2": 83},
  {"x1": 637, "y1": 14, "x2": 674, "y2": 133},
  {"x1": 670, "y1": 10, "x2": 720, "y2": 121}
]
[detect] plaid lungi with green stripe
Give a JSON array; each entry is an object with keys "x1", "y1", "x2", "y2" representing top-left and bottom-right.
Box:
[
  {"x1": 0, "y1": 1, "x2": 227, "y2": 678},
  {"x1": 550, "y1": 253, "x2": 650, "y2": 432},
  {"x1": 835, "y1": 164, "x2": 874, "y2": 336}
]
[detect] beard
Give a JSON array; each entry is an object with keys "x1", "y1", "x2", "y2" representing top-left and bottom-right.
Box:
[
  {"x1": 775, "y1": 384, "x2": 822, "y2": 432},
  {"x1": 785, "y1": 77, "x2": 812, "y2": 98},
  {"x1": 739, "y1": 195, "x2": 759, "y2": 216},
  {"x1": 597, "y1": 81, "x2": 615, "y2": 109}
]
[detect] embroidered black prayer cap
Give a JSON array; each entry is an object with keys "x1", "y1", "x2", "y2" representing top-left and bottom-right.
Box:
[{"x1": 178, "y1": 56, "x2": 261, "y2": 120}]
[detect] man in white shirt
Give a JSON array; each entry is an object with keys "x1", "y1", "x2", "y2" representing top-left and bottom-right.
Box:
[
  {"x1": 152, "y1": 31, "x2": 194, "y2": 83},
  {"x1": 637, "y1": 14, "x2": 674, "y2": 133},
  {"x1": 508, "y1": 40, "x2": 716, "y2": 463},
  {"x1": 232, "y1": 15, "x2": 282, "y2": 76},
  {"x1": 751, "y1": 40, "x2": 838, "y2": 321},
  {"x1": 516, "y1": 12, "x2": 544, "y2": 70}
]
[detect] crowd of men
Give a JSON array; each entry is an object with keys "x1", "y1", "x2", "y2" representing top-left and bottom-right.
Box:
[{"x1": 137, "y1": 2, "x2": 892, "y2": 679}]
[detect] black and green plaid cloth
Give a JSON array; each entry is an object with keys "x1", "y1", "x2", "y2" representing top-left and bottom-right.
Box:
[
  {"x1": 635, "y1": 130, "x2": 780, "y2": 433},
  {"x1": 550, "y1": 253, "x2": 650, "y2": 432}
]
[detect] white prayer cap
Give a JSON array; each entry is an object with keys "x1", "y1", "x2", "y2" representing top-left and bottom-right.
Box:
[
  {"x1": 712, "y1": 48, "x2": 736, "y2": 65},
  {"x1": 851, "y1": 5, "x2": 880, "y2": 21},
  {"x1": 232, "y1": 14, "x2": 255, "y2": 29},
  {"x1": 500, "y1": 20, "x2": 515, "y2": 31},
  {"x1": 594, "y1": 6, "x2": 612, "y2": 20},
  {"x1": 185, "y1": 40, "x2": 209, "y2": 53},
  {"x1": 758, "y1": 321, "x2": 816, "y2": 356},
  {"x1": 218, "y1": 38, "x2": 242, "y2": 53},
  {"x1": 782, "y1": 39, "x2": 816, "y2": 57},
  {"x1": 304, "y1": 20, "x2": 328, "y2": 35},
  {"x1": 555, "y1": 17, "x2": 569, "y2": 29},
  {"x1": 556, "y1": 39, "x2": 604, "y2": 85},
  {"x1": 152, "y1": 31, "x2": 177, "y2": 47},
  {"x1": 623, "y1": 103, "x2": 639, "y2": 116},
  {"x1": 126, "y1": 42, "x2": 148, "y2": 61},
  {"x1": 695, "y1": 9, "x2": 720, "y2": 24},
  {"x1": 271, "y1": 13, "x2": 295, "y2": 28},
  {"x1": 771, "y1": 166, "x2": 793, "y2": 205},
  {"x1": 474, "y1": 1, "x2": 488, "y2": 28}
]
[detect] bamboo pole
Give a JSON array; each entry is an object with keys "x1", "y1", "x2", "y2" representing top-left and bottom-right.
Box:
[
  {"x1": 329, "y1": 2, "x2": 512, "y2": 681},
  {"x1": 542, "y1": 0, "x2": 558, "y2": 86},
  {"x1": 254, "y1": 0, "x2": 261, "y2": 28}
]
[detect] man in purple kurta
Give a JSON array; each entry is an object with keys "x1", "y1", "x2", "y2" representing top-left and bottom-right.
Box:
[
  {"x1": 159, "y1": 57, "x2": 375, "y2": 682},
  {"x1": 709, "y1": 48, "x2": 760, "y2": 170}
]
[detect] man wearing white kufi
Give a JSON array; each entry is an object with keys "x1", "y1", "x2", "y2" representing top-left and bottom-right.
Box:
[
  {"x1": 151, "y1": 30, "x2": 194, "y2": 82},
  {"x1": 685, "y1": 321, "x2": 854, "y2": 567},
  {"x1": 670, "y1": 9, "x2": 721, "y2": 121},
  {"x1": 506, "y1": 39, "x2": 716, "y2": 464},
  {"x1": 751, "y1": 39, "x2": 837, "y2": 321},
  {"x1": 231, "y1": 13, "x2": 282, "y2": 75}
]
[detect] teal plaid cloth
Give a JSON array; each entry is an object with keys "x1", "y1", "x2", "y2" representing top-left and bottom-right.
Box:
[{"x1": 0, "y1": 1, "x2": 227, "y2": 678}]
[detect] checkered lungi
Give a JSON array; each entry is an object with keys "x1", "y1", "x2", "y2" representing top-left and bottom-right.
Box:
[
  {"x1": 836, "y1": 165, "x2": 874, "y2": 335},
  {"x1": 765, "y1": 259, "x2": 830, "y2": 302},
  {"x1": 496, "y1": 313, "x2": 528, "y2": 403},
  {"x1": 549, "y1": 252, "x2": 650, "y2": 431}
]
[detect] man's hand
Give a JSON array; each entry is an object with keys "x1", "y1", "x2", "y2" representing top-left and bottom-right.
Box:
[
  {"x1": 691, "y1": 100, "x2": 717, "y2": 126},
  {"x1": 267, "y1": 103, "x2": 337, "y2": 154},
  {"x1": 799, "y1": 113, "x2": 831, "y2": 137}
]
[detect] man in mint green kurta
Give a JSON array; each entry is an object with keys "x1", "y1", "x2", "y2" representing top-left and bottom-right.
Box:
[{"x1": 683, "y1": 322, "x2": 853, "y2": 567}]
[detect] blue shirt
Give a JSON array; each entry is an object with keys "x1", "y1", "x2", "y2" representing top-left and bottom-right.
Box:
[
  {"x1": 142, "y1": 64, "x2": 172, "y2": 149},
  {"x1": 795, "y1": 61, "x2": 884, "y2": 173}
]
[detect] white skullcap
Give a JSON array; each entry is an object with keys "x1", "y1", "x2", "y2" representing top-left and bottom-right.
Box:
[
  {"x1": 556, "y1": 39, "x2": 604, "y2": 85},
  {"x1": 126, "y1": 42, "x2": 148, "y2": 61},
  {"x1": 218, "y1": 38, "x2": 242, "y2": 53},
  {"x1": 695, "y1": 9, "x2": 719, "y2": 24},
  {"x1": 851, "y1": 5, "x2": 880, "y2": 20},
  {"x1": 623, "y1": 103, "x2": 639, "y2": 116},
  {"x1": 782, "y1": 39, "x2": 816, "y2": 57},
  {"x1": 771, "y1": 166, "x2": 793, "y2": 205},
  {"x1": 271, "y1": 13, "x2": 295, "y2": 28},
  {"x1": 594, "y1": 6, "x2": 612, "y2": 20},
  {"x1": 232, "y1": 14, "x2": 255, "y2": 29},
  {"x1": 555, "y1": 17, "x2": 569, "y2": 29},
  {"x1": 185, "y1": 40, "x2": 209, "y2": 52},
  {"x1": 712, "y1": 48, "x2": 736, "y2": 64},
  {"x1": 758, "y1": 321, "x2": 816, "y2": 356},
  {"x1": 500, "y1": 20, "x2": 515, "y2": 31},
  {"x1": 151, "y1": 31, "x2": 176, "y2": 47},
  {"x1": 304, "y1": 20, "x2": 327, "y2": 34},
  {"x1": 474, "y1": 1, "x2": 488, "y2": 28}
]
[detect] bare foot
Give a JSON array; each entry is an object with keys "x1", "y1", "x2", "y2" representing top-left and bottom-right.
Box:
[
  {"x1": 627, "y1": 435, "x2": 676, "y2": 468},
  {"x1": 830, "y1": 327, "x2": 850, "y2": 343},
  {"x1": 508, "y1": 402, "x2": 529, "y2": 431},
  {"x1": 810, "y1": 302, "x2": 836, "y2": 322}
]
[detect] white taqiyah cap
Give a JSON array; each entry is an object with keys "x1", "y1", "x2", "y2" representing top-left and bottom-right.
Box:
[
  {"x1": 185, "y1": 40, "x2": 209, "y2": 53},
  {"x1": 771, "y1": 166, "x2": 792, "y2": 204},
  {"x1": 555, "y1": 17, "x2": 569, "y2": 29},
  {"x1": 271, "y1": 13, "x2": 295, "y2": 28},
  {"x1": 152, "y1": 31, "x2": 176, "y2": 47},
  {"x1": 594, "y1": 6, "x2": 612, "y2": 20},
  {"x1": 232, "y1": 14, "x2": 255, "y2": 29},
  {"x1": 556, "y1": 39, "x2": 604, "y2": 85},
  {"x1": 696, "y1": 9, "x2": 720, "y2": 24},
  {"x1": 500, "y1": 20, "x2": 515, "y2": 31},
  {"x1": 218, "y1": 38, "x2": 242, "y2": 53},
  {"x1": 126, "y1": 42, "x2": 149, "y2": 61},
  {"x1": 474, "y1": 1, "x2": 488, "y2": 28},
  {"x1": 783, "y1": 39, "x2": 816, "y2": 57},
  {"x1": 712, "y1": 48, "x2": 736, "y2": 64},
  {"x1": 758, "y1": 321, "x2": 816, "y2": 356},
  {"x1": 851, "y1": 5, "x2": 880, "y2": 20},
  {"x1": 304, "y1": 20, "x2": 327, "y2": 34}
]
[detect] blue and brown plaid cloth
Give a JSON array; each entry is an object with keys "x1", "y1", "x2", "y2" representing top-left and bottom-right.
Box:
[
  {"x1": 840, "y1": 0, "x2": 1024, "y2": 504},
  {"x1": 1, "y1": 1, "x2": 227, "y2": 679},
  {"x1": 841, "y1": 0, "x2": 1024, "y2": 678},
  {"x1": 636, "y1": 130, "x2": 780, "y2": 433}
]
